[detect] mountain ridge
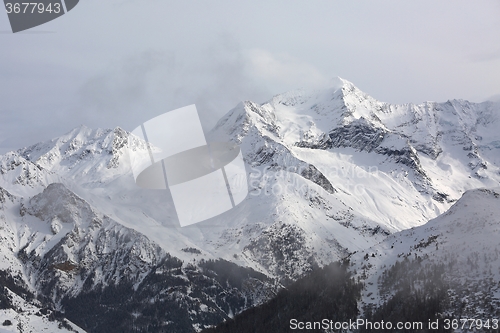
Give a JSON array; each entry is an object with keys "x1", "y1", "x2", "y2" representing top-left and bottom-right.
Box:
[
  {"x1": 201, "y1": 186, "x2": 500, "y2": 333},
  {"x1": 0, "y1": 78, "x2": 499, "y2": 331}
]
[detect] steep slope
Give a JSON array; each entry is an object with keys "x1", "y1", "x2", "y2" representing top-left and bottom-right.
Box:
[
  {"x1": 201, "y1": 187, "x2": 500, "y2": 333},
  {"x1": 16, "y1": 121, "x2": 390, "y2": 284},
  {"x1": 12, "y1": 78, "x2": 500, "y2": 285},
  {"x1": 211, "y1": 78, "x2": 500, "y2": 230},
  {"x1": 17, "y1": 126, "x2": 129, "y2": 181},
  {"x1": 1, "y1": 183, "x2": 276, "y2": 332},
  {"x1": 0, "y1": 281, "x2": 85, "y2": 333},
  {"x1": 351, "y1": 187, "x2": 500, "y2": 321},
  {"x1": 202, "y1": 261, "x2": 362, "y2": 333},
  {"x1": 0, "y1": 187, "x2": 85, "y2": 333},
  {"x1": 0, "y1": 151, "x2": 60, "y2": 198},
  {"x1": 1, "y1": 78, "x2": 498, "y2": 332}
]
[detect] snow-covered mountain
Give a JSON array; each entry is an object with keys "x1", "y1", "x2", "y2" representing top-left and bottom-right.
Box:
[
  {"x1": 1, "y1": 77, "x2": 499, "y2": 332},
  {"x1": 350, "y1": 187, "x2": 500, "y2": 322},
  {"x1": 200, "y1": 187, "x2": 500, "y2": 333},
  {"x1": 212, "y1": 77, "x2": 500, "y2": 225}
]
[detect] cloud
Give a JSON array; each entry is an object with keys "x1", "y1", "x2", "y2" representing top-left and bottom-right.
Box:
[
  {"x1": 77, "y1": 50, "x2": 173, "y2": 126},
  {"x1": 244, "y1": 49, "x2": 329, "y2": 91},
  {"x1": 486, "y1": 93, "x2": 500, "y2": 103},
  {"x1": 74, "y1": 36, "x2": 273, "y2": 135},
  {"x1": 76, "y1": 45, "x2": 330, "y2": 136},
  {"x1": 0, "y1": 38, "x2": 269, "y2": 153},
  {"x1": 0, "y1": 37, "x2": 333, "y2": 155},
  {"x1": 80, "y1": 51, "x2": 167, "y2": 111}
]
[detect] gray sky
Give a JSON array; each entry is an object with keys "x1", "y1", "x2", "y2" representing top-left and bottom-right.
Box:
[{"x1": 1, "y1": 0, "x2": 500, "y2": 153}]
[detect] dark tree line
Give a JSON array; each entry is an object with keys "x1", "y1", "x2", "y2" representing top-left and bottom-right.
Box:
[
  {"x1": 61, "y1": 257, "x2": 274, "y2": 333},
  {"x1": 362, "y1": 258, "x2": 452, "y2": 333},
  {"x1": 202, "y1": 260, "x2": 363, "y2": 333}
]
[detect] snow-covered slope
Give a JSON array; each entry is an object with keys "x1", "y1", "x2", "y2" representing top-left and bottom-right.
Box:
[
  {"x1": 0, "y1": 152, "x2": 60, "y2": 198},
  {"x1": 0, "y1": 286, "x2": 85, "y2": 333},
  {"x1": 0, "y1": 187, "x2": 85, "y2": 332},
  {"x1": 351, "y1": 187, "x2": 500, "y2": 318},
  {"x1": 1, "y1": 182, "x2": 276, "y2": 332},
  {"x1": 16, "y1": 125, "x2": 389, "y2": 283},
  {"x1": 11, "y1": 78, "x2": 500, "y2": 283},
  {"x1": 1, "y1": 77, "x2": 499, "y2": 331},
  {"x1": 201, "y1": 187, "x2": 500, "y2": 332},
  {"x1": 211, "y1": 78, "x2": 500, "y2": 229}
]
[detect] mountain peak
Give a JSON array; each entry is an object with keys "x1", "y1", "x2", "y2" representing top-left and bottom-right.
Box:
[
  {"x1": 16, "y1": 125, "x2": 132, "y2": 183},
  {"x1": 427, "y1": 187, "x2": 500, "y2": 228},
  {"x1": 330, "y1": 76, "x2": 355, "y2": 91},
  {"x1": 264, "y1": 77, "x2": 358, "y2": 109}
]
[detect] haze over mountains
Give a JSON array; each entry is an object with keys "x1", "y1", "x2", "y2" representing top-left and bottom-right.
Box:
[{"x1": 0, "y1": 78, "x2": 499, "y2": 332}]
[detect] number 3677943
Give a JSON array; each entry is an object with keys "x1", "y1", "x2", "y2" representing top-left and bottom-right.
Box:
[{"x1": 5, "y1": 2, "x2": 61, "y2": 14}]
